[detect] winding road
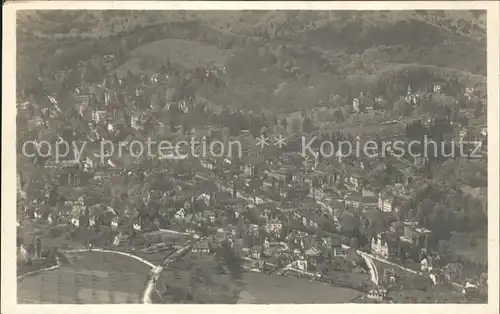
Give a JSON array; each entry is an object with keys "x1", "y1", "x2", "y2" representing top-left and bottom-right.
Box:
[
  {"x1": 143, "y1": 243, "x2": 193, "y2": 304},
  {"x1": 357, "y1": 251, "x2": 379, "y2": 285}
]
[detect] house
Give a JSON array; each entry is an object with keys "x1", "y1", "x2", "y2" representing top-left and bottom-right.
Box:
[
  {"x1": 133, "y1": 219, "x2": 142, "y2": 231},
  {"x1": 366, "y1": 288, "x2": 388, "y2": 302},
  {"x1": 246, "y1": 259, "x2": 265, "y2": 272},
  {"x1": 89, "y1": 215, "x2": 96, "y2": 227},
  {"x1": 33, "y1": 208, "x2": 44, "y2": 221},
  {"x1": 70, "y1": 212, "x2": 80, "y2": 227},
  {"x1": 310, "y1": 185, "x2": 325, "y2": 200},
  {"x1": 250, "y1": 245, "x2": 263, "y2": 259},
  {"x1": 185, "y1": 212, "x2": 204, "y2": 227},
  {"x1": 378, "y1": 187, "x2": 411, "y2": 214},
  {"x1": 282, "y1": 185, "x2": 310, "y2": 201},
  {"x1": 174, "y1": 208, "x2": 186, "y2": 220},
  {"x1": 248, "y1": 224, "x2": 259, "y2": 235},
  {"x1": 265, "y1": 218, "x2": 283, "y2": 234},
  {"x1": 392, "y1": 195, "x2": 412, "y2": 214},
  {"x1": 420, "y1": 256, "x2": 434, "y2": 272},
  {"x1": 130, "y1": 112, "x2": 143, "y2": 130},
  {"x1": 371, "y1": 232, "x2": 398, "y2": 259},
  {"x1": 304, "y1": 246, "x2": 321, "y2": 266},
  {"x1": 402, "y1": 221, "x2": 434, "y2": 250},
  {"x1": 382, "y1": 268, "x2": 397, "y2": 284},
  {"x1": 333, "y1": 246, "x2": 349, "y2": 257},
  {"x1": 98, "y1": 207, "x2": 117, "y2": 227},
  {"x1": 113, "y1": 232, "x2": 129, "y2": 246},
  {"x1": 344, "y1": 194, "x2": 363, "y2": 210},
  {"x1": 203, "y1": 210, "x2": 216, "y2": 223},
  {"x1": 192, "y1": 240, "x2": 211, "y2": 254},
  {"x1": 204, "y1": 66, "x2": 226, "y2": 78},
  {"x1": 292, "y1": 257, "x2": 308, "y2": 271},
  {"x1": 430, "y1": 81, "x2": 446, "y2": 94},
  {"x1": 300, "y1": 213, "x2": 320, "y2": 230},
  {"x1": 91, "y1": 109, "x2": 107, "y2": 124},
  {"x1": 462, "y1": 281, "x2": 479, "y2": 296},
  {"x1": 345, "y1": 172, "x2": 363, "y2": 192},
  {"x1": 260, "y1": 208, "x2": 273, "y2": 221},
  {"x1": 150, "y1": 73, "x2": 160, "y2": 84},
  {"x1": 18, "y1": 244, "x2": 34, "y2": 264},
  {"x1": 47, "y1": 212, "x2": 58, "y2": 225},
  {"x1": 353, "y1": 98, "x2": 360, "y2": 113},
  {"x1": 429, "y1": 271, "x2": 447, "y2": 285},
  {"x1": 378, "y1": 189, "x2": 394, "y2": 213},
  {"x1": 111, "y1": 216, "x2": 119, "y2": 229}
]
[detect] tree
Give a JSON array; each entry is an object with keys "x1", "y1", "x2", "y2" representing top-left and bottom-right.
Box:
[
  {"x1": 429, "y1": 205, "x2": 450, "y2": 239},
  {"x1": 281, "y1": 118, "x2": 288, "y2": 131},
  {"x1": 443, "y1": 262, "x2": 464, "y2": 282},
  {"x1": 394, "y1": 97, "x2": 409, "y2": 116},
  {"x1": 402, "y1": 274, "x2": 433, "y2": 291},
  {"x1": 162, "y1": 254, "x2": 242, "y2": 303},
  {"x1": 349, "y1": 237, "x2": 359, "y2": 250},
  {"x1": 302, "y1": 116, "x2": 314, "y2": 133},
  {"x1": 291, "y1": 118, "x2": 301, "y2": 133},
  {"x1": 333, "y1": 109, "x2": 345, "y2": 123},
  {"x1": 215, "y1": 245, "x2": 244, "y2": 281},
  {"x1": 81, "y1": 62, "x2": 100, "y2": 84}
]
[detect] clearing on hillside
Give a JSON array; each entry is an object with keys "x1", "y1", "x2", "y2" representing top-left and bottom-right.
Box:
[{"x1": 118, "y1": 39, "x2": 231, "y2": 75}]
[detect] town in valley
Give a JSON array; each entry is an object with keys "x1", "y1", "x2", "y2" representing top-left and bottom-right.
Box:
[{"x1": 15, "y1": 10, "x2": 488, "y2": 304}]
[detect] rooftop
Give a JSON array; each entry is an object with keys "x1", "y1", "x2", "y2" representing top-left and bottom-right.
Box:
[{"x1": 414, "y1": 227, "x2": 432, "y2": 234}]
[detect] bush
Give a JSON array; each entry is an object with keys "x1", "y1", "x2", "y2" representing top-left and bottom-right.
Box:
[
  {"x1": 402, "y1": 274, "x2": 433, "y2": 291},
  {"x1": 48, "y1": 226, "x2": 65, "y2": 238}
]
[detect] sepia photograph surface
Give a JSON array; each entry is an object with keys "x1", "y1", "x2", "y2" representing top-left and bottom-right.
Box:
[{"x1": 2, "y1": 1, "x2": 499, "y2": 313}]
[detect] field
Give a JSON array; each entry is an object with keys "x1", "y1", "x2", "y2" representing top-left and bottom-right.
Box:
[
  {"x1": 17, "y1": 259, "x2": 54, "y2": 277},
  {"x1": 17, "y1": 251, "x2": 152, "y2": 304},
  {"x1": 237, "y1": 272, "x2": 362, "y2": 303}
]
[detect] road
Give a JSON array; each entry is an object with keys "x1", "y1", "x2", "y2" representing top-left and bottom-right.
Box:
[
  {"x1": 143, "y1": 243, "x2": 193, "y2": 304},
  {"x1": 361, "y1": 250, "x2": 465, "y2": 289},
  {"x1": 158, "y1": 228, "x2": 192, "y2": 236},
  {"x1": 63, "y1": 248, "x2": 157, "y2": 268},
  {"x1": 142, "y1": 266, "x2": 163, "y2": 304},
  {"x1": 357, "y1": 251, "x2": 379, "y2": 285}
]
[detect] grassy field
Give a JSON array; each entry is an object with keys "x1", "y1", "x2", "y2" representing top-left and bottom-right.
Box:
[
  {"x1": 17, "y1": 251, "x2": 152, "y2": 304},
  {"x1": 17, "y1": 259, "x2": 55, "y2": 276},
  {"x1": 237, "y1": 272, "x2": 362, "y2": 303}
]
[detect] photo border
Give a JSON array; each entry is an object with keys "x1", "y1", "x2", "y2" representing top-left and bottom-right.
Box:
[{"x1": 2, "y1": 2, "x2": 499, "y2": 314}]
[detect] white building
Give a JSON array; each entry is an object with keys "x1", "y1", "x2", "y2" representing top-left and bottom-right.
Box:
[
  {"x1": 92, "y1": 110, "x2": 107, "y2": 124},
  {"x1": 378, "y1": 191, "x2": 394, "y2": 213},
  {"x1": 174, "y1": 208, "x2": 186, "y2": 220},
  {"x1": 293, "y1": 258, "x2": 308, "y2": 271},
  {"x1": 265, "y1": 218, "x2": 283, "y2": 234},
  {"x1": 353, "y1": 98, "x2": 360, "y2": 113},
  {"x1": 371, "y1": 233, "x2": 397, "y2": 259}
]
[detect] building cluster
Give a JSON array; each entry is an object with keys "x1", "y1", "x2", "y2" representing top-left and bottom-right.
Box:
[{"x1": 16, "y1": 52, "x2": 487, "y2": 303}]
